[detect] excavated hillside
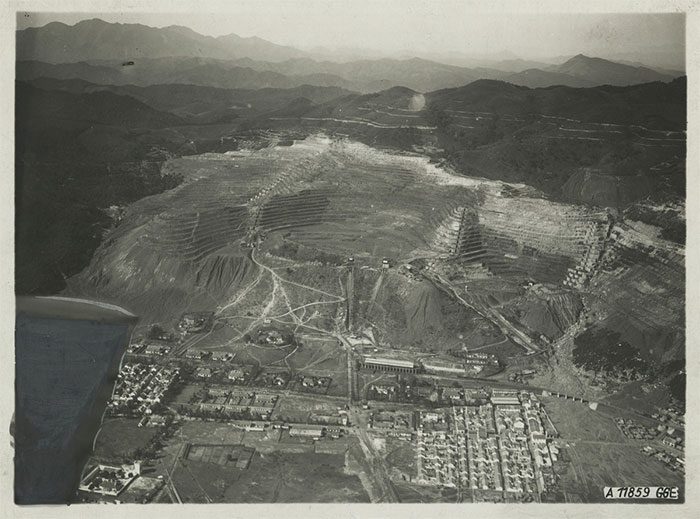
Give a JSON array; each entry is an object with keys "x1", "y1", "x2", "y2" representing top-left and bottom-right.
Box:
[
  {"x1": 66, "y1": 136, "x2": 684, "y2": 368},
  {"x1": 264, "y1": 79, "x2": 686, "y2": 209}
]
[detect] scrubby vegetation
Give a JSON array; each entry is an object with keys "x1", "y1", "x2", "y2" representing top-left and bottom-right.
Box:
[
  {"x1": 625, "y1": 202, "x2": 686, "y2": 245},
  {"x1": 15, "y1": 84, "x2": 187, "y2": 294},
  {"x1": 573, "y1": 327, "x2": 650, "y2": 381}
]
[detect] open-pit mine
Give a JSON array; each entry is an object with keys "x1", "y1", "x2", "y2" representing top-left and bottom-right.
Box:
[{"x1": 66, "y1": 135, "x2": 683, "y2": 390}]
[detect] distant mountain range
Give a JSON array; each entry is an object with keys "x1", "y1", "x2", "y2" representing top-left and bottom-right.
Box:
[
  {"x1": 22, "y1": 77, "x2": 352, "y2": 124},
  {"x1": 17, "y1": 19, "x2": 682, "y2": 92},
  {"x1": 549, "y1": 54, "x2": 675, "y2": 85},
  {"x1": 220, "y1": 57, "x2": 506, "y2": 92},
  {"x1": 16, "y1": 18, "x2": 306, "y2": 63},
  {"x1": 24, "y1": 74, "x2": 685, "y2": 131},
  {"x1": 17, "y1": 57, "x2": 361, "y2": 91},
  {"x1": 503, "y1": 55, "x2": 676, "y2": 88},
  {"x1": 16, "y1": 56, "x2": 504, "y2": 93},
  {"x1": 427, "y1": 77, "x2": 686, "y2": 130}
]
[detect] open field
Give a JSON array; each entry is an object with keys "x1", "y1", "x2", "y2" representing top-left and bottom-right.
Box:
[
  {"x1": 284, "y1": 338, "x2": 349, "y2": 397},
  {"x1": 558, "y1": 443, "x2": 683, "y2": 502},
  {"x1": 392, "y1": 482, "x2": 459, "y2": 503},
  {"x1": 118, "y1": 477, "x2": 164, "y2": 503},
  {"x1": 179, "y1": 421, "x2": 246, "y2": 444},
  {"x1": 170, "y1": 451, "x2": 369, "y2": 503},
  {"x1": 601, "y1": 381, "x2": 671, "y2": 416},
  {"x1": 287, "y1": 337, "x2": 343, "y2": 372},
  {"x1": 271, "y1": 393, "x2": 346, "y2": 423},
  {"x1": 381, "y1": 437, "x2": 416, "y2": 481},
  {"x1": 147, "y1": 420, "x2": 367, "y2": 503},
  {"x1": 540, "y1": 397, "x2": 624, "y2": 442},
  {"x1": 541, "y1": 395, "x2": 683, "y2": 500},
  {"x1": 93, "y1": 418, "x2": 158, "y2": 462}
]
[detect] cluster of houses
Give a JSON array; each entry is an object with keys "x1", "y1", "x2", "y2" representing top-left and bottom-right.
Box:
[
  {"x1": 308, "y1": 412, "x2": 348, "y2": 427},
  {"x1": 247, "y1": 327, "x2": 292, "y2": 347},
  {"x1": 295, "y1": 374, "x2": 332, "y2": 393},
  {"x1": 178, "y1": 312, "x2": 212, "y2": 333},
  {"x1": 255, "y1": 371, "x2": 289, "y2": 388},
  {"x1": 652, "y1": 406, "x2": 685, "y2": 429},
  {"x1": 462, "y1": 406, "x2": 506, "y2": 492},
  {"x1": 415, "y1": 391, "x2": 556, "y2": 498},
  {"x1": 492, "y1": 393, "x2": 553, "y2": 494},
  {"x1": 616, "y1": 412, "x2": 685, "y2": 469},
  {"x1": 188, "y1": 362, "x2": 254, "y2": 385},
  {"x1": 227, "y1": 366, "x2": 252, "y2": 383},
  {"x1": 641, "y1": 445, "x2": 685, "y2": 474},
  {"x1": 615, "y1": 417, "x2": 658, "y2": 440},
  {"x1": 186, "y1": 348, "x2": 235, "y2": 362},
  {"x1": 463, "y1": 351, "x2": 498, "y2": 365},
  {"x1": 128, "y1": 340, "x2": 172, "y2": 356},
  {"x1": 367, "y1": 383, "x2": 401, "y2": 400},
  {"x1": 194, "y1": 366, "x2": 214, "y2": 379},
  {"x1": 137, "y1": 414, "x2": 169, "y2": 428},
  {"x1": 416, "y1": 411, "x2": 465, "y2": 487},
  {"x1": 660, "y1": 431, "x2": 684, "y2": 451},
  {"x1": 439, "y1": 387, "x2": 490, "y2": 406},
  {"x1": 108, "y1": 363, "x2": 179, "y2": 417},
  {"x1": 441, "y1": 387, "x2": 467, "y2": 404},
  {"x1": 369, "y1": 410, "x2": 413, "y2": 437}
]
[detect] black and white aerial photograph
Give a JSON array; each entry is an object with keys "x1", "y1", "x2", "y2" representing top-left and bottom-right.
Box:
[{"x1": 6, "y1": 0, "x2": 697, "y2": 514}]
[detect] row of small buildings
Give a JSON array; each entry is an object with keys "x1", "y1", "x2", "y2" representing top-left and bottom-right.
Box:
[{"x1": 192, "y1": 387, "x2": 279, "y2": 416}]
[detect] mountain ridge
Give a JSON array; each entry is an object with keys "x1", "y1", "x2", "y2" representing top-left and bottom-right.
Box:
[
  {"x1": 17, "y1": 18, "x2": 306, "y2": 63},
  {"x1": 18, "y1": 20, "x2": 681, "y2": 92}
]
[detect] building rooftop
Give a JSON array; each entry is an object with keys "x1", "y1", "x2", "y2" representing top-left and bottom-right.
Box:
[{"x1": 363, "y1": 356, "x2": 415, "y2": 368}]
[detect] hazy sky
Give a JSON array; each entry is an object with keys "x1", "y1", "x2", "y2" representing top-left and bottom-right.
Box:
[{"x1": 16, "y1": 2, "x2": 685, "y2": 63}]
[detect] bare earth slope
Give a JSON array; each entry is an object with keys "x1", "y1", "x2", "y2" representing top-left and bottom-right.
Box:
[{"x1": 66, "y1": 136, "x2": 684, "y2": 378}]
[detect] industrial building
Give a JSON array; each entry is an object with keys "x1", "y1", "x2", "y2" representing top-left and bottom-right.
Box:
[
  {"x1": 422, "y1": 358, "x2": 467, "y2": 375},
  {"x1": 289, "y1": 425, "x2": 326, "y2": 438},
  {"x1": 360, "y1": 356, "x2": 417, "y2": 373},
  {"x1": 491, "y1": 395, "x2": 521, "y2": 406}
]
